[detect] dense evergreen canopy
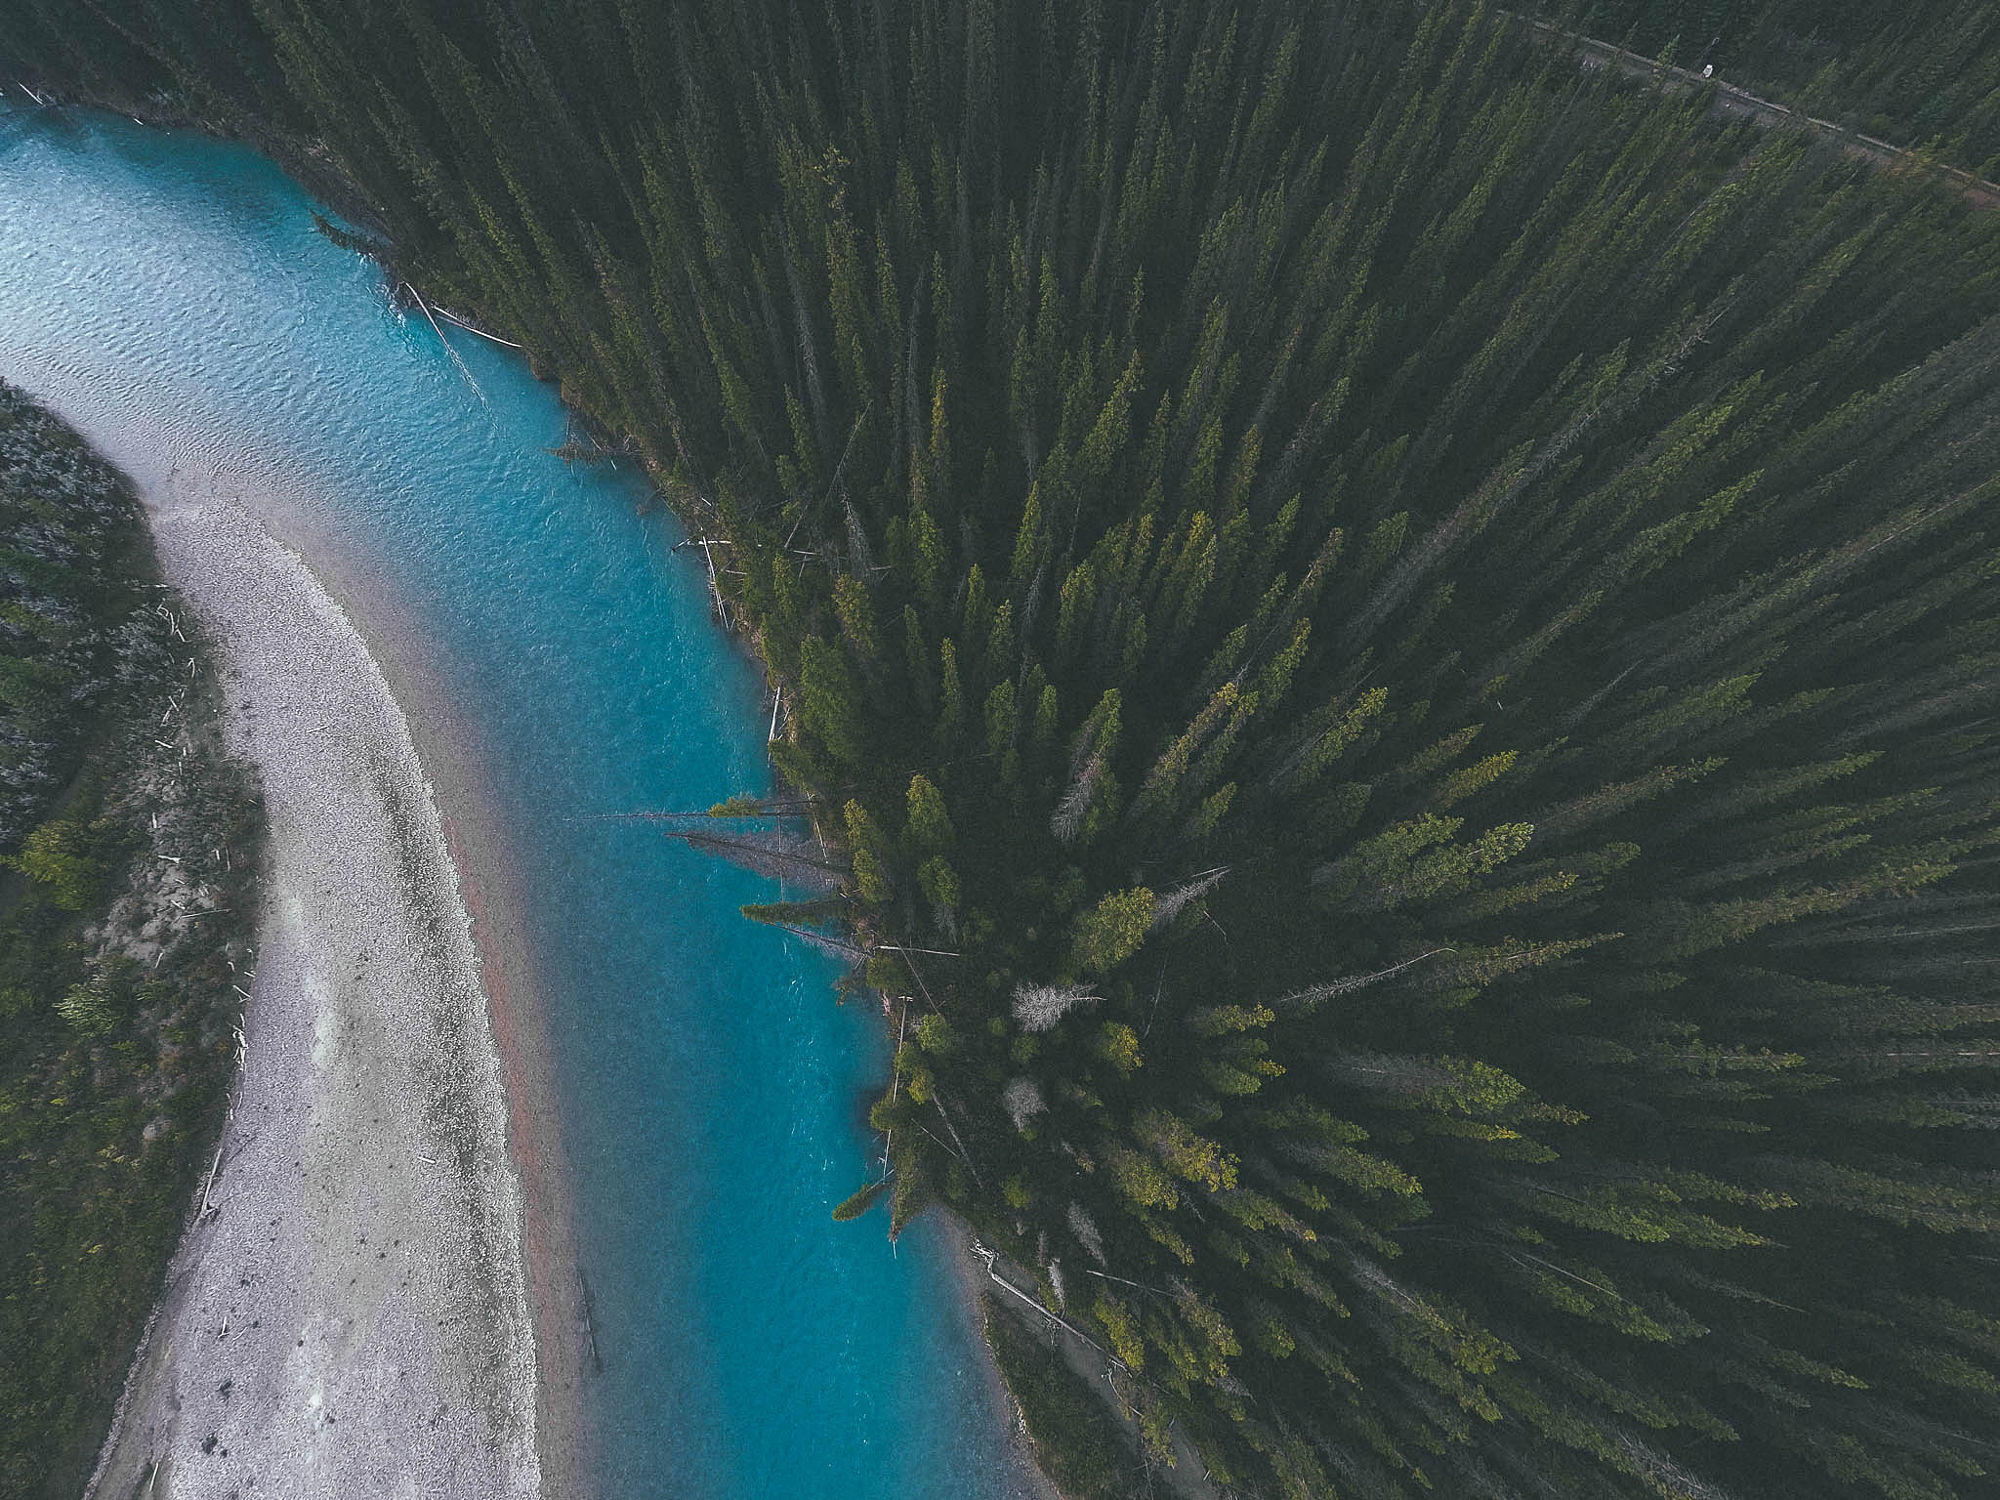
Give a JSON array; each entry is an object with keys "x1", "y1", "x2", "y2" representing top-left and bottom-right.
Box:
[
  {"x1": 8, "y1": 2, "x2": 2000, "y2": 1495},
  {"x1": 0, "y1": 385, "x2": 153, "y2": 845}
]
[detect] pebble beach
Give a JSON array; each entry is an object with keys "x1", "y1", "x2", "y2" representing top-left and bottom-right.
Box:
[{"x1": 85, "y1": 477, "x2": 542, "y2": 1500}]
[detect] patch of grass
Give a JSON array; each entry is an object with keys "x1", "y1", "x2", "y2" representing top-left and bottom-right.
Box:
[{"x1": 980, "y1": 1295, "x2": 1142, "y2": 1500}]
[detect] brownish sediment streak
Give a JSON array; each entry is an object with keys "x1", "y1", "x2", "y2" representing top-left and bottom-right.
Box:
[{"x1": 442, "y1": 807, "x2": 591, "y2": 1500}]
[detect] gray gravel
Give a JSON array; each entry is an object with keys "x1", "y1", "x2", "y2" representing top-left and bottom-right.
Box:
[{"x1": 87, "y1": 482, "x2": 539, "y2": 1500}]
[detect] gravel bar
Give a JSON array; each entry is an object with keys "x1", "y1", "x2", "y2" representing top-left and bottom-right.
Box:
[{"x1": 86, "y1": 480, "x2": 540, "y2": 1500}]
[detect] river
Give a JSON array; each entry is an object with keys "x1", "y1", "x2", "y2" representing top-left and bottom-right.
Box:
[{"x1": 0, "y1": 106, "x2": 1036, "y2": 1500}]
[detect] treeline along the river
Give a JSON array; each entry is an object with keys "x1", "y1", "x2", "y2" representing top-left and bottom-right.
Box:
[
  {"x1": 6, "y1": 3, "x2": 2000, "y2": 1496},
  {"x1": 0, "y1": 383, "x2": 262, "y2": 1499}
]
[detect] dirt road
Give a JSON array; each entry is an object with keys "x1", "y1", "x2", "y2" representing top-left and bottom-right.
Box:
[{"x1": 1534, "y1": 19, "x2": 2000, "y2": 210}]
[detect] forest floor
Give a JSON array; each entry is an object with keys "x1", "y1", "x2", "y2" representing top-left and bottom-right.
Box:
[{"x1": 85, "y1": 474, "x2": 543, "y2": 1500}]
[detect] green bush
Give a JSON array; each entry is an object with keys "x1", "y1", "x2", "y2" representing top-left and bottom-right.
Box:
[{"x1": 8, "y1": 820, "x2": 104, "y2": 911}]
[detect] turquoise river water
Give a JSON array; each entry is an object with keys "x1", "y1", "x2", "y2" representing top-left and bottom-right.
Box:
[{"x1": 0, "y1": 107, "x2": 1036, "y2": 1499}]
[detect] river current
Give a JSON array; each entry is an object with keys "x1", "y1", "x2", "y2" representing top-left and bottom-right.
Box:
[{"x1": 0, "y1": 107, "x2": 1034, "y2": 1499}]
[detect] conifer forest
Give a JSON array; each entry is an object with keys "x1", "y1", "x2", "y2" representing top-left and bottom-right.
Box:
[{"x1": 6, "y1": 2, "x2": 2000, "y2": 1496}]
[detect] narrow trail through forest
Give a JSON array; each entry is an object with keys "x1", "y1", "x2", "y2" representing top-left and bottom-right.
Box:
[{"x1": 1535, "y1": 18, "x2": 2000, "y2": 208}]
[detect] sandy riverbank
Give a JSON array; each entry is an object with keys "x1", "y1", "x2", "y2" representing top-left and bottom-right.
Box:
[{"x1": 85, "y1": 477, "x2": 554, "y2": 1499}]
